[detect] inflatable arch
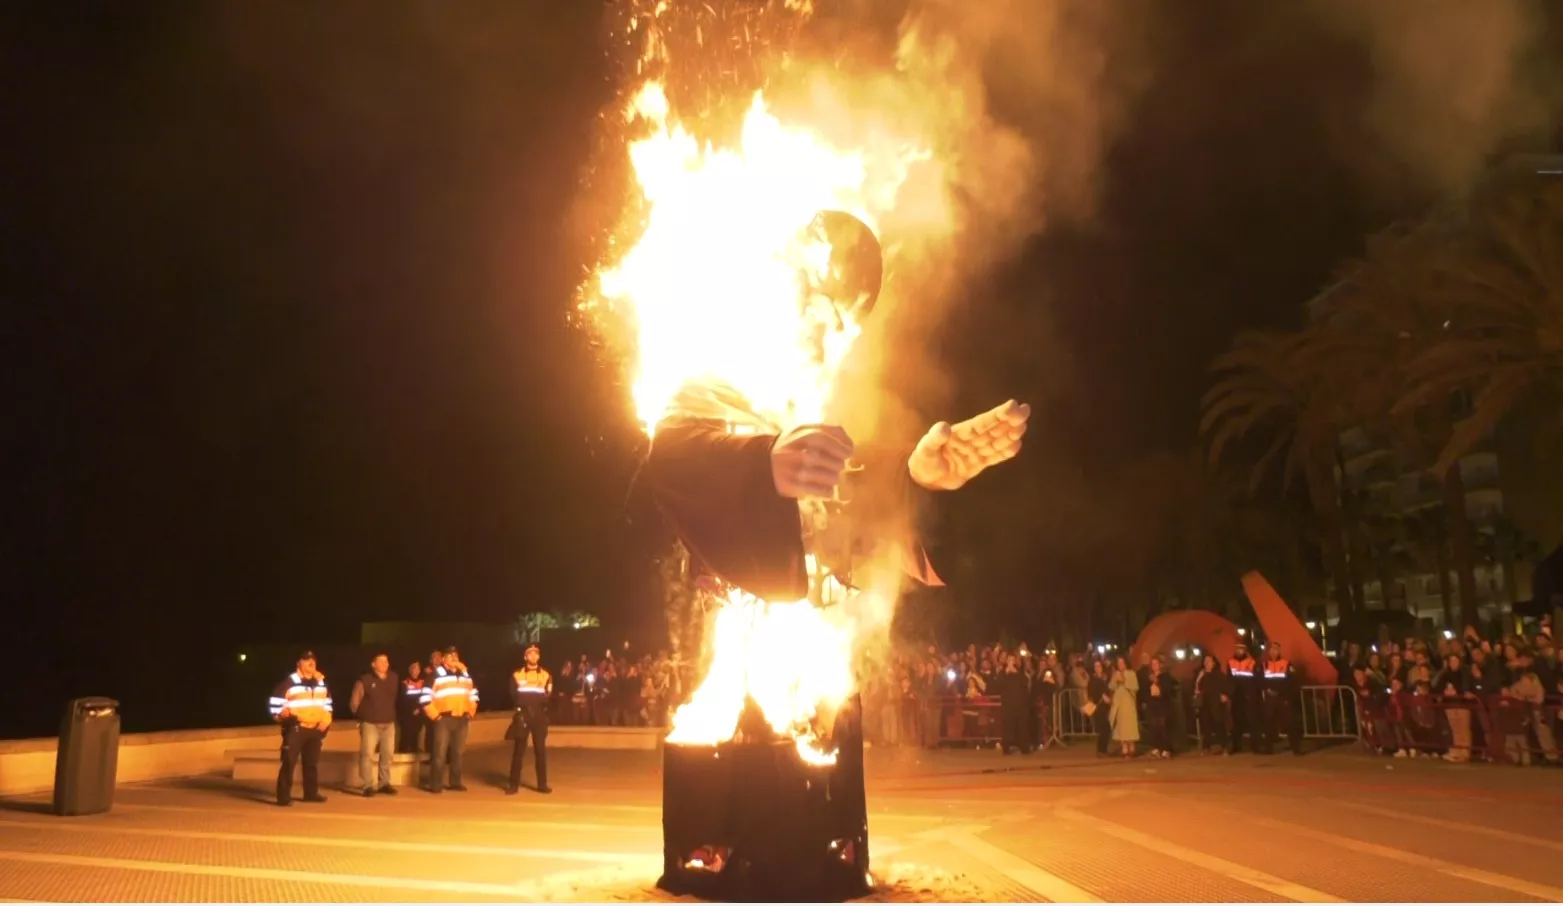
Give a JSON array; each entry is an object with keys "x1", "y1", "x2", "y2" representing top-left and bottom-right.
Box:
[
  {"x1": 1129, "y1": 572, "x2": 1337, "y2": 687},
  {"x1": 1241, "y1": 571, "x2": 1337, "y2": 686},
  {"x1": 1130, "y1": 610, "x2": 1243, "y2": 671}
]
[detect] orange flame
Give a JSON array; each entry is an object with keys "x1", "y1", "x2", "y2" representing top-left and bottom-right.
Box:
[{"x1": 584, "y1": 19, "x2": 931, "y2": 759}]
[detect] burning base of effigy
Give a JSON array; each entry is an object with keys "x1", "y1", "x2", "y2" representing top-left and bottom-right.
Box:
[{"x1": 658, "y1": 695, "x2": 871, "y2": 901}]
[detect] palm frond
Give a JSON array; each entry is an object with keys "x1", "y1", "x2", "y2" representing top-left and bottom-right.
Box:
[{"x1": 1430, "y1": 363, "x2": 1543, "y2": 475}]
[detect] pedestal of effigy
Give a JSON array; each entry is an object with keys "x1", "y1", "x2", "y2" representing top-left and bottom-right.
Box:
[{"x1": 657, "y1": 697, "x2": 870, "y2": 901}]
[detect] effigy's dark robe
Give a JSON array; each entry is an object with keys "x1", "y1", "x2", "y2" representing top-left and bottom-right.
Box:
[{"x1": 637, "y1": 380, "x2": 941, "y2": 602}]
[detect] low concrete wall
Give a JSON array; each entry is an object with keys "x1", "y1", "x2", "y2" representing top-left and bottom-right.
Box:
[
  {"x1": 231, "y1": 751, "x2": 429, "y2": 788},
  {"x1": 0, "y1": 714, "x2": 663, "y2": 798}
]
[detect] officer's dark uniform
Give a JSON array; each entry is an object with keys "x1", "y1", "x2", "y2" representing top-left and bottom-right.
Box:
[
  {"x1": 1259, "y1": 647, "x2": 1298, "y2": 755},
  {"x1": 268, "y1": 651, "x2": 332, "y2": 807},
  {"x1": 396, "y1": 669, "x2": 426, "y2": 754},
  {"x1": 420, "y1": 647, "x2": 479, "y2": 792},
  {"x1": 1227, "y1": 646, "x2": 1258, "y2": 753},
  {"x1": 506, "y1": 644, "x2": 553, "y2": 794}
]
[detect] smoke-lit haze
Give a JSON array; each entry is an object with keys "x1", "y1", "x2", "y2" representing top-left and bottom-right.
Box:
[
  {"x1": 7, "y1": 1, "x2": 1562, "y2": 734},
  {"x1": 1309, "y1": 0, "x2": 1559, "y2": 199}
]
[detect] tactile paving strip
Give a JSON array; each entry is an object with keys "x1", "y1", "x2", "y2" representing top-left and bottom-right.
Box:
[
  {"x1": 877, "y1": 841, "x2": 1048, "y2": 902},
  {"x1": 0, "y1": 858, "x2": 523, "y2": 903},
  {"x1": 45, "y1": 802, "x2": 662, "y2": 850},
  {"x1": 1136, "y1": 785, "x2": 1550, "y2": 903},
  {"x1": 0, "y1": 822, "x2": 580, "y2": 887},
  {"x1": 1257, "y1": 793, "x2": 1557, "y2": 898},
  {"x1": 992, "y1": 816, "x2": 1289, "y2": 903}
]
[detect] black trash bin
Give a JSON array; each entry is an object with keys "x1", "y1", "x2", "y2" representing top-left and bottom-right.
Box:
[{"x1": 53, "y1": 697, "x2": 121, "y2": 817}]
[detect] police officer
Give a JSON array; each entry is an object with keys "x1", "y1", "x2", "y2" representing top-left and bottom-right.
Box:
[
  {"x1": 396, "y1": 660, "x2": 426, "y2": 754},
  {"x1": 268, "y1": 650, "x2": 332, "y2": 807},
  {"x1": 1226, "y1": 641, "x2": 1258, "y2": 753},
  {"x1": 1259, "y1": 642, "x2": 1299, "y2": 755},
  {"x1": 506, "y1": 643, "x2": 552, "y2": 794},
  {"x1": 420, "y1": 646, "x2": 479, "y2": 793}
]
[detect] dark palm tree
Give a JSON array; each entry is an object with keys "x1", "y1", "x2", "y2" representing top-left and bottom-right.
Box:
[
  {"x1": 1302, "y1": 222, "x2": 1483, "y2": 628},
  {"x1": 1476, "y1": 516, "x2": 1544, "y2": 609},
  {"x1": 1122, "y1": 448, "x2": 1313, "y2": 617},
  {"x1": 1401, "y1": 175, "x2": 1563, "y2": 477},
  {"x1": 1399, "y1": 505, "x2": 1456, "y2": 630},
  {"x1": 1201, "y1": 329, "x2": 1356, "y2": 616}
]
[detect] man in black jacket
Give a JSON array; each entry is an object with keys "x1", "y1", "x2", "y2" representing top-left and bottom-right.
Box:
[
  {"x1": 996, "y1": 654, "x2": 1031, "y2": 755},
  {"x1": 350, "y1": 652, "x2": 400, "y2": 797}
]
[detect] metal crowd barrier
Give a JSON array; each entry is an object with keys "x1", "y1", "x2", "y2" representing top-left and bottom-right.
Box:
[
  {"x1": 1050, "y1": 687, "x2": 1098, "y2": 746},
  {"x1": 1048, "y1": 687, "x2": 1201, "y2": 751},
  {"x1": 867, "y1": 685, "x2": 1561, "y2": 765},
  {"x1": 1356, "y1": 691, "x2": 1561, "y2": 764},
  {"x1": 866, "y1": 696, "x2": 1057, "y2": 749},
  {"x1": 1299, "y1": 685, "x2": 1363, "y2": 744}
]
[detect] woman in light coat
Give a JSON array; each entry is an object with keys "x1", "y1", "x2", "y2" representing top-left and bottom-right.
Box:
[{"x1": 1109, "y1": 655, "x2": 1140, "y2": 757}]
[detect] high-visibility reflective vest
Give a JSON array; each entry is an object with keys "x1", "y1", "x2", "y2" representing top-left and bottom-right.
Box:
[
  {"x1": 1263, "y1": 658, "x2": 1290, "y2": 680},
  {"x1": 401, "y1": 677, "x2": 425, "y2": 711},
  {"x1": 514, "y1": 667, "x2": 551, "y2": 698},
  {"x1": 420, "y1": 665, "x2": 479, "y2": 718},
  {"x1": 270, "y1": 672, "x2": 332, "y2": 727},
  {"x1": 1228, "y1": 656, "x2": 1256, "y2": 678}
]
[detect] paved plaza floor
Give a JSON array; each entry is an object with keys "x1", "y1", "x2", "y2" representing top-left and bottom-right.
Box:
[{"x1": 2, "y1": 742, "x2": 1561, "y2": 902}]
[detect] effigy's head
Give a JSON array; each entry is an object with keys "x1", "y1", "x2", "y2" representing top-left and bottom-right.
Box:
[
  {"x1": 798, "y1": 209, "x2": 883, "y2": 324},
  {"x1": 591, "y1": 82, "x2": 910, "y2": 433},
  {"x1": 649, "y1": 208, "x2": 888, "y2": 432},
  {"x1": 790, "y1": 209, "x2": 883, "y2": 416}
]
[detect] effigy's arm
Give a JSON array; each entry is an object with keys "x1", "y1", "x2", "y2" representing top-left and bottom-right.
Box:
[
  {"x1": 641, "y1": 416, "x2": 810, "y2": 603},
  {"x1": 834, "y1": 446, "x2": 945, "y2": 588},
  {"x1": 892, "y1": 399, "x2": 1032, "y2": 586},
  {"x1": 886, "y1": 460, "x2": 945, "y2": 587}
]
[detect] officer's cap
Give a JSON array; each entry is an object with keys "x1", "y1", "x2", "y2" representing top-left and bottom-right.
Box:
[
  {"x1": 298, "y1": 650, "x2": 317, "y2": 662},
  {"x1": 525, "y1": 643, "x2": 540, "y2": 654}
]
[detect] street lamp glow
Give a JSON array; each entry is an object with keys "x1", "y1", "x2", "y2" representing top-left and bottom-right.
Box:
[
  {"x1": 1174, "y1": 648, "x2": 1187, "y2": 660},
  {"x1": 237, "y1": 653, "x2": 247, "y2": 663},
  {"x1": 1237, "y1": 628, "x2": 1247, "y2": 636},
  {"x1": 1305, "y1": 621, "x2": 1317, "y2": 630},
  {"x1": 1443, "y1": 629, "x2": 1455, "y2": 640}
]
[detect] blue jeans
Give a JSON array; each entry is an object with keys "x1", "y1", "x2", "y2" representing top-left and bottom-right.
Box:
[
  {"x1": 430, "y1": 716, "x2": 469, "y2": 789},
  {"x1": 358, "y1": 722, "x2": 395, "y2": 789}
]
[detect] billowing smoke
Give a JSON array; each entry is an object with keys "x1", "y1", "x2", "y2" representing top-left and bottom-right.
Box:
[
  {"x1": 1306, "y1": 0, "x2": 1560, "y2": 200},
  {"x1": 771, "y1": 0, "x2": 1159, "y2": 446}
]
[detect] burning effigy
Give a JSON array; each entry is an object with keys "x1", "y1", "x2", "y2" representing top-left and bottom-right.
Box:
[{"x1": 576, "y1": 0, "x2": 1031, "y2": 899}]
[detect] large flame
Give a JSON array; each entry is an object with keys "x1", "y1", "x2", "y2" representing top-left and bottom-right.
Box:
[
  {"x1": 665, "y1": 567, "x2": 857, "y2": 764},
  {"x1": 598, "y1": 82, "x2": 923, "y2": 431},
  {"x1": 585, "y1": 10, "x2": 930, "y2": 761}
]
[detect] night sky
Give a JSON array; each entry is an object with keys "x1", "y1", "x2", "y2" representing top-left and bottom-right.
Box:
[{"x1": 6, "y1": 1, "x2": 1560, "y2": 736}]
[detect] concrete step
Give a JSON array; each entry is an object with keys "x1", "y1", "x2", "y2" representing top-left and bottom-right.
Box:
[{"x1": 230, "y1": 749, "x2": 427, "y2": 789}]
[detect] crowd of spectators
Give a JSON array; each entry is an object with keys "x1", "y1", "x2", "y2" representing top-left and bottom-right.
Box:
[
  {"x1": 544, "y1": 648, "x2": 684, "y2": 728},
  {"x1": 536, "y1": 616, "x2": 1560, "y2": 768},
  {"x1": 1341, "y1": 618, "x2": 1560, "y2": 765},
  {"x1": 858, "y1": 640, "x2": 1196, "y2": 757},
  {"x1": 858, "y1": 615, "x2": 1561, "y2": 767}
]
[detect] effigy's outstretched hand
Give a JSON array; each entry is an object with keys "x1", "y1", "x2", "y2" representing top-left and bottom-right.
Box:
[
  {"x1": 908, "y1": 400, "x2": 1030, "y2": 491},
  {"x1": 772, "y1": 423, "x2": 855, "y2": 499}
]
